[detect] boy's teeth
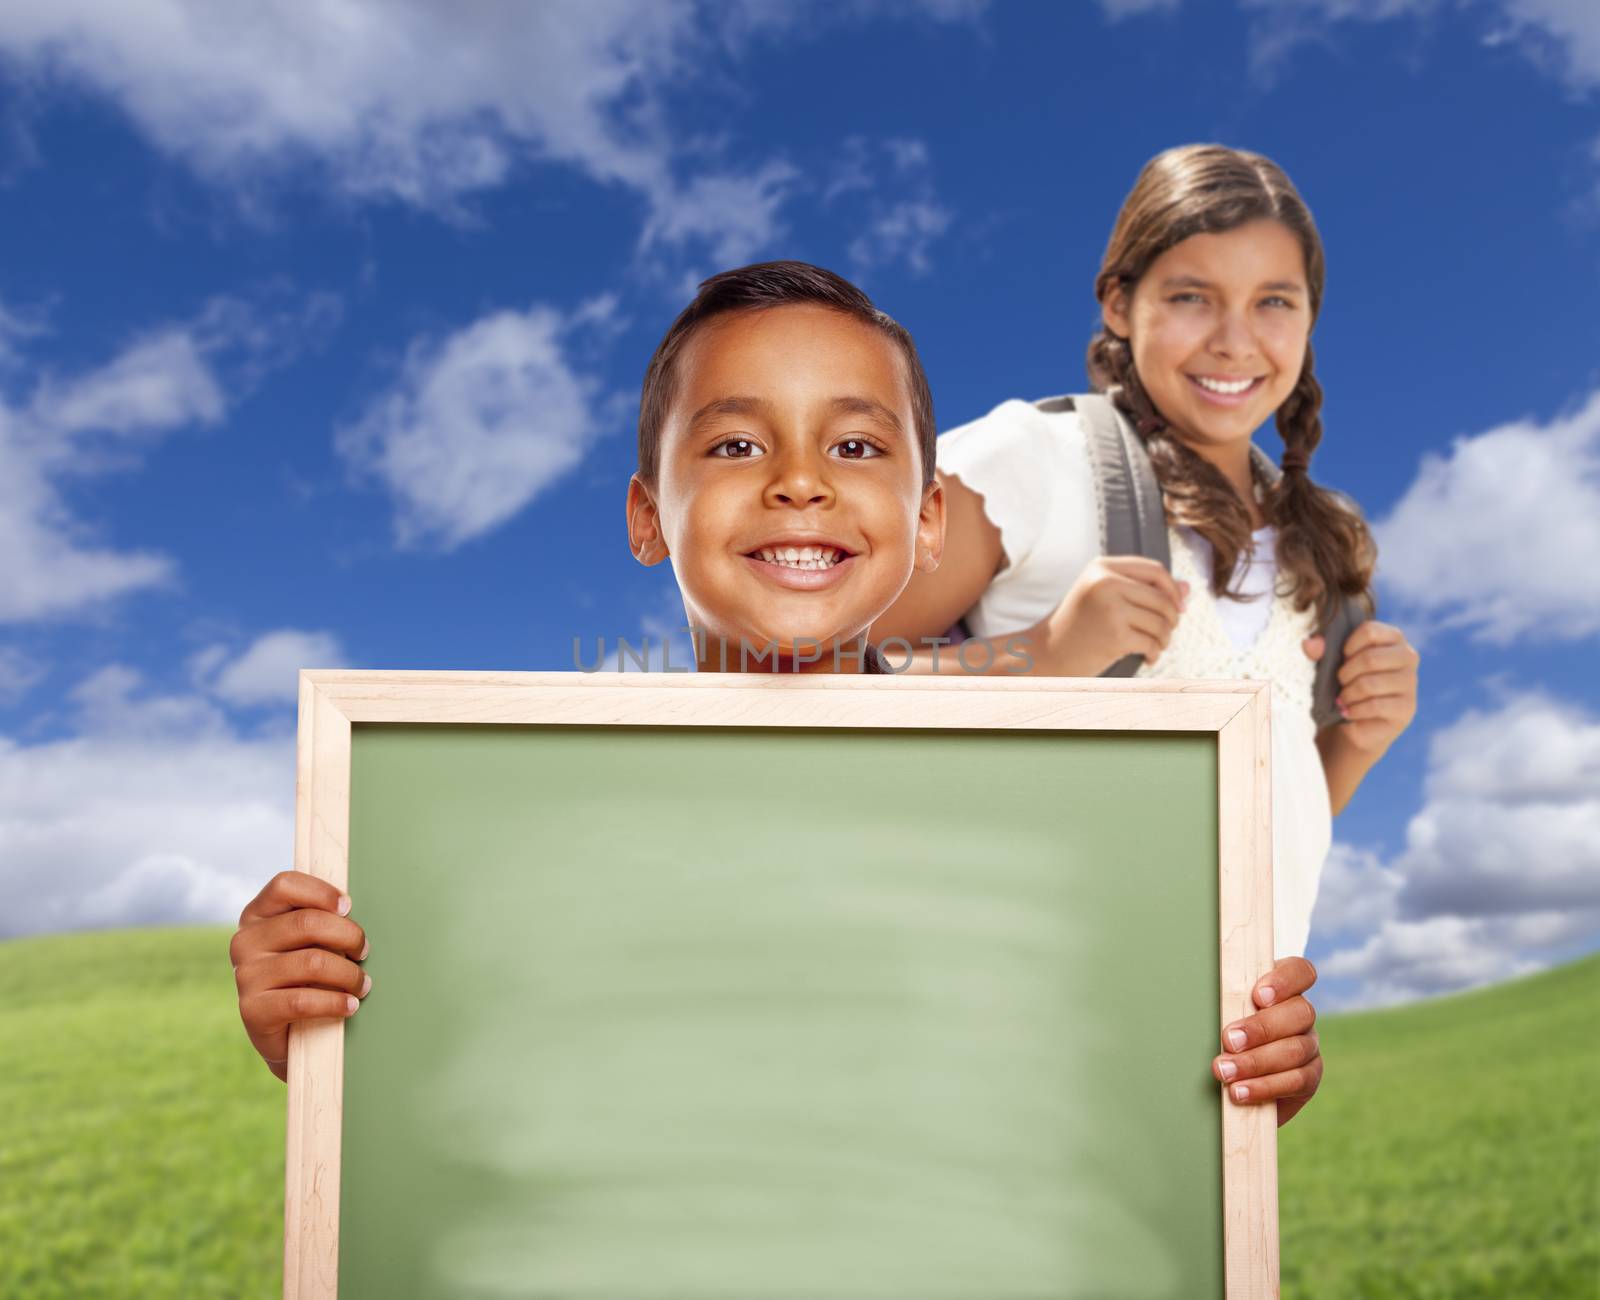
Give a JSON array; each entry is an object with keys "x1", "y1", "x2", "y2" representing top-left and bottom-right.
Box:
[
  {"x1": 1195, "y1": 375, "x2": 1256, "y2": 395},
  {"x1": 755, "y1": 545, "x2": 843, "y2": 569}
]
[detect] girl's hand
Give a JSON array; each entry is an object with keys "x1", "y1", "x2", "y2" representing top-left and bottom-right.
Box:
[
  {"x1": 1212, "y1": 956, "x2": 1322, "y2": 1127},
  {"x1": 230, "y1": 870, "x2": 370, "y2": 1082},
  {"x1": 1042, "y1": 555, "x2": 1189, "y2": 676},
  {"x1": 1331, "y1": 620, "x2": 1419, "y2": 754}
]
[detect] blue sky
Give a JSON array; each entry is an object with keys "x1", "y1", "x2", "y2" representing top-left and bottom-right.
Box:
[{"x1": 0, "y1": 0, "x2": 1596, "y2": 1008}]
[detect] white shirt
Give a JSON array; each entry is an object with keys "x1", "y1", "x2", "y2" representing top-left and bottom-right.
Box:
[{"x1": 936, "y1": 399, "x2": 1331, "y2": 959}]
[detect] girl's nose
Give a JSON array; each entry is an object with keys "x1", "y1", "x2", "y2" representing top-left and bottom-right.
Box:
[{"x1": 1209, "y1": 309, "x2": 1259, "y2": 360}]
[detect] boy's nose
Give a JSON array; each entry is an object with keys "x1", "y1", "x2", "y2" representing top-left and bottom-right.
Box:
[{"x1": 764, "y1": 452, "x2": 834, "y2": 507}]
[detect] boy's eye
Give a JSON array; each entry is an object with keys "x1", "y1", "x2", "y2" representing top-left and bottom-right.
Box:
[
  {"x1": 711, "y1": 438, "x2": 764, "y2": 459},
  {"x1": 835, "y1": 438, "x2": 884, "y2": 460},
  {"x1": 1262, "y1": 296, "x2": 1295, "y2": 309},
  {"x1": 1169, "y1": 292, "x2": 1207, "y2": 305}
]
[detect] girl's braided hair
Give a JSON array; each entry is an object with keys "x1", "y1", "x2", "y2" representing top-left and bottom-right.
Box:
[{"x1": 1085, "y1": 144, "x2": 1376, "y2": 630}]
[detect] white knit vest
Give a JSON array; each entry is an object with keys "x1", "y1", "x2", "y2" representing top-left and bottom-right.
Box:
[{"x1": 1137, "y1": 527, "x2": 1318, "y2": 727}]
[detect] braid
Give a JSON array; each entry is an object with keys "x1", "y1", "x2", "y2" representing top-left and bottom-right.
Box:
[
  {"x1": 1265, "y1": 345, "x2": 1377, "y2": 628},
  {"x1": 1083, "y1": 143, "x2": 1378, "y2": 634},
  {"x1": 1087, "y1": 327, "x2": 1254, "y2": 598}
]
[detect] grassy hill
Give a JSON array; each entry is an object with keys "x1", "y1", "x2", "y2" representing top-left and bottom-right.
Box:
[{"x1": 0, "y1": 926, "x2": 1594, "y2": 1298}]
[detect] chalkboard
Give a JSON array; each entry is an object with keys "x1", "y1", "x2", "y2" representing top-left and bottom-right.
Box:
[{"x1": 285, "y1": 672, "x2": 1277, "y2": 1298}]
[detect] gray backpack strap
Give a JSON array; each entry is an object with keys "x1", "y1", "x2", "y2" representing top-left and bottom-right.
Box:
[
  {"x1": 1039, "y1": 393, "x2": 1169, "y2": 678},
  {"x1": 1311, "y1": 595, "x2": 1369, "y2": 730},
  {"x1": 1249, "y1": 448, "x2": 1371, "y2": 728}
]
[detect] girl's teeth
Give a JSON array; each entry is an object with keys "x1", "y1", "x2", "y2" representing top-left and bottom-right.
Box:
[
  {"x1": 755, "y1": 545, "x2": 843, "y2": 569},
  {"x1": 1195, "y1": 376, "x2": 1256, "y2": 395}
]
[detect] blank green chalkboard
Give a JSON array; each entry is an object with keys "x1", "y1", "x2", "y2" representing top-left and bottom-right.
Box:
[{"x1": 285, "y1": 672, "x2": 1278, "y2": 1299}]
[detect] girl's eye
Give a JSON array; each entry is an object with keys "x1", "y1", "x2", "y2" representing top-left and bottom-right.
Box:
[
  {"x1": 835, "y1": 438, "x2": 884, "y2": 460},
  {"x1": 711, "y1": 438, "x2": 763, "y2": 459}
]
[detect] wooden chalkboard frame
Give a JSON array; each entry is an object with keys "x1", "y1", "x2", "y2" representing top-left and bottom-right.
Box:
[{"x1": 285, "y1": 670, "x2": 1277, "y2": 1298}]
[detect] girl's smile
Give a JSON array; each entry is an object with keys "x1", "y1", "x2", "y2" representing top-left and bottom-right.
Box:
[
  {"x1": 1186, "y1": 372, "x2": 1270, "y2": 407},
  {"x1": 1104, "y1": 218, "x2": 1310, "y2": 475}
]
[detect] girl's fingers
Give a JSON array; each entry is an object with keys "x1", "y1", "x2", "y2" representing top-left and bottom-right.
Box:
[
  {"x1": 238, "y1": 870, "x2": 349, "y2": 927},
  {"x1": 1342, "y1": 696, "x2": 1411, "y2": 723},
  {"x1": 1340, "y1": 619, "x2": 1404, "y2": 659},
  {"x1": 1337, "y1": 669, "x2": 1414, "y2": 707},
  {"x1": 1225, "y1": 1051, "x2": 1324, "y2": 1107},
  {"x1": 1337, "y1": 639, "x2": 1418, "y2": 686},
  {"x1": 1223, "y1": 994, "x2": 1315, "y2": 1054},
  {"x1": 1215, "y1": 1031, "x2": 1320, "y2": 1085},
  {"x1": 1102, "y1": 555, "x2": 1188, "y2": 611},
  {"x1": 1116, "y1": 575, "x2": 1183, "y2": 629},
  {"x1": 1125, "y1": 605, "x2": 1176, "y2": 649}
]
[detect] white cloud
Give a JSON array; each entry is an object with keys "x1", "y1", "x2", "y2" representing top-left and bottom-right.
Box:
[
  {"x1": 1311, "y1": 691, "x2": 1600, "y2": 1008},
  {"x1": 0, "y1": 645, "x2": 46, "y2": 704},
  {"x1": 1499, "y1": 0, "x2": 1600, "y2": 91},
  {"x1": 1318, "y1": 915, "x2": 1551, "y2": 1008},
  {"x1": 1239, "y1": 0, "x2": 1600, "y2": 90},
  {"x1": 1374, "y1": 390, "x2": 1600, "y2": 644},
  {"x1": 1396, "y1": 693, "x2": 1600, "y2": 918},
  {"x1": 0, "y1": 666, "x2": 291, "y2": 938},
  {"x1": 191, "y1": 628, "x2": 349, "y2": 706},
  {"x1": 640, "y1": 161, "x2": 800, "y2": 268},
  {"x1": 28, "y1": 329, "x2": 223, "y2": 439},
  {"x1": 1096, "y1": 0, "x2": 1182, "y2": 17},
  {"x1": 829, "y1": 137, "x2": 953, "y2": 278},
  {"x1": 0, "y1": 0, "x2": 984, "y2": 260},
  {"x1": 1306, "y1": 841, "x2": 1403, "y2": 938},
  {"x1": 0, "y1": 291, "x2": 338, "y2": 623},
  {"x1": 337, "y1": 303, "x2": 610, "y2": 551}
]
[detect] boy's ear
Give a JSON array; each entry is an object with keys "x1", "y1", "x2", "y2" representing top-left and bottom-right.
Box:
[
  {"x1": 626, "y1": 474, "x2": 669, "y2": 566},
  {"x1": 915, "y1": 476, "x2": 946, "y2": 573},
  {"x1": 1101, "y1": 286, "x2": 1132, "y2": 341}
]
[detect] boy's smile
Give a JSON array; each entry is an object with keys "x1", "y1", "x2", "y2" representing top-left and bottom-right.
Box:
[{"x1": 628, "y1": 303, "x2": 943, "y2": 671}]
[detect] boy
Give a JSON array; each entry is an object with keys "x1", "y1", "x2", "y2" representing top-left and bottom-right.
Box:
[
  {"x1": 626, "y1": 260, "x2": 944, "y2": 674},
  {"x1": 231, "y1": 261, "x2": 1317, "y2": 1125}
]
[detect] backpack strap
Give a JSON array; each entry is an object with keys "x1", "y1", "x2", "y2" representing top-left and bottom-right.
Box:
[
  {"x1": 1248, "y1": 449, "x2": 1372, "y2": 729},
  {"x1": 1037, "y1": 393, "x2": 1169, "y2": 677}
]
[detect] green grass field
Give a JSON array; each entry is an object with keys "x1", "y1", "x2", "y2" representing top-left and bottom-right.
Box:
[{"x1": 0, "y1": 926, "x2": 1594, "y2": 1298}]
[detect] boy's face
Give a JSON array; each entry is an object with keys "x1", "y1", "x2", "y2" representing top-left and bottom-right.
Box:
[{"x1": 628, "y1": 304, "x2": 943, "y2": 670}]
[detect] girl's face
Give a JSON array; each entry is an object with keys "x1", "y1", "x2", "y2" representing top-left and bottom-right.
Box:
[{"x1": 1103, "y1": 218, "x2": 1312, "y2": 461}]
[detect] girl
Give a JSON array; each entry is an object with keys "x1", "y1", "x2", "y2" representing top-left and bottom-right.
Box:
[{"x1": 873, "y1": 144, "x2": 1420, "y2": 1123}]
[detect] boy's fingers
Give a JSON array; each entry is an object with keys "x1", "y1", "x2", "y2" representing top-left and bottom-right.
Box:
[
  {"x1": 238, "y1": 870, "x2": 350, "y2": 927},
  {"x1": 1223, "y1": 994, "x2": 1315, "y2": 1053},
  {"x1": 240, "y1": 986, "x2": 361, "y2": 1040},
  {"x1": 1255, "y1": 955, "x2": 1316, "y2": 1004},
  {"x1": 242, "y1": 907, "x2": 367, "y2": 961},
  {"x1": 237, "y1": 948, "x2": 370, "y2": 998},
  {"x1": 1215, "y1": 1031, "x2": 1320, "y2": 1085},
  {"x1": 1224, "y1": 1052, "x2": 1324, "y2": 1107}
]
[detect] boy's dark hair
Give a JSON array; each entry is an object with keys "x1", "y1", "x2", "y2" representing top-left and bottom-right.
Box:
[{"x1": 637, "y1": 260, "x2": 936, "y2": 488}]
